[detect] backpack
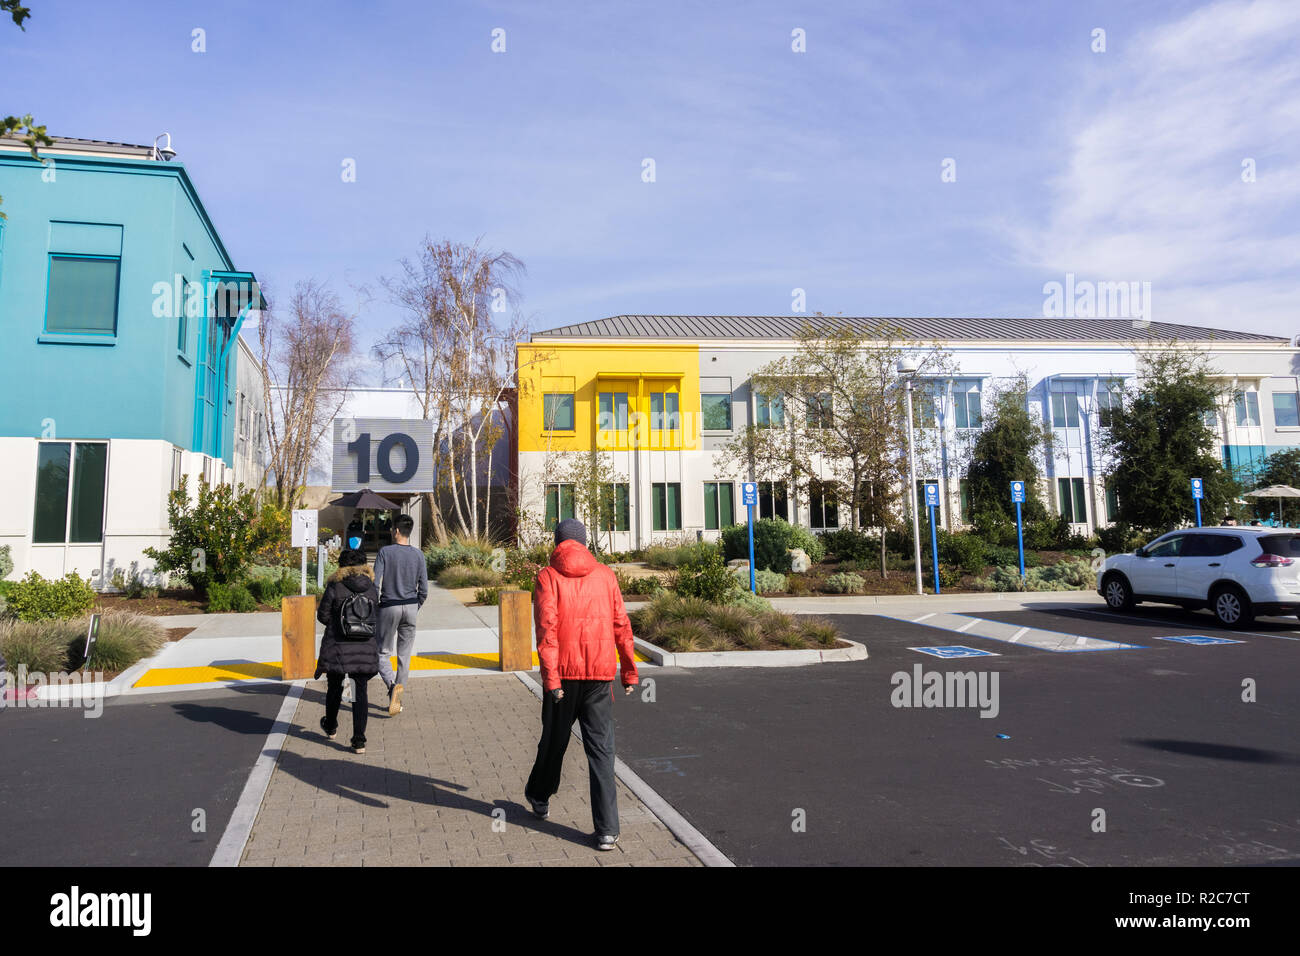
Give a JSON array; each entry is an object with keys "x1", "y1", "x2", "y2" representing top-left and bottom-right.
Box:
[{"x1": 338, "y1": 591, "x2": 376, "y2": 640}]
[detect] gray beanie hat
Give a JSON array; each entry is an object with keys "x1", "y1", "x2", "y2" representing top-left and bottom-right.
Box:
[{"x1": 554, "y1": 518, "x2": 587, "y2": 547}]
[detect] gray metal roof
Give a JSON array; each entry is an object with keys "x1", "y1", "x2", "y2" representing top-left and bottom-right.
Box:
[
  {"x1": 531, "y1": 315, "x2": 1287, "y2": 344},
  {"x1": 0, "y1": 135, "x2": 157, "y2": 158}
]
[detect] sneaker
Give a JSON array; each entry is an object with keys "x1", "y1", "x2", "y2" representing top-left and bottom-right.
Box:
[
  {"x1": 389, "y1": 683, "x2": 404, "y2": 716},
  {"x1": 526, "y1": 793, "x2": 549, "y2": 819},
  {"x1": 351, "y1": 738, "x2": 366, "y2": 755},
  {"x1": 319, "y1": 717, "x2": 337, "y2": 740},
  {"x1": 596, "y1": 834, "x2": 619, "y2": 851}
]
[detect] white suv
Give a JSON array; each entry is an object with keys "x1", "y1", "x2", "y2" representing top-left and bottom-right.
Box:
[{"x1": 1097, "y1": 527, "x2": 1300, "y2": 626}]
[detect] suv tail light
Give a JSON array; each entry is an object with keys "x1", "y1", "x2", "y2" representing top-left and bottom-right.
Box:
[{"x1": 1250, "y1": 552, "x2": 1294, "y2": 568}]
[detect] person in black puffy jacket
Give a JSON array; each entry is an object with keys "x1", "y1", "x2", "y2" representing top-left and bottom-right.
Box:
[{"x1": 315, "y1": 548, "x2": 380, "y2": 753}]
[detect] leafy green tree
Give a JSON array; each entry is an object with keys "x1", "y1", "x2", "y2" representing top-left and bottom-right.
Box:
[
  {"x1": 1102, "y1": 345, "x2": 1236, "y2": 532},
  {"x1": 965, "y1": 375, "x2": 1052, "y2": 545},
  {"x1": 144, "y1": 476, "x2": 273, "y2": 596},
  {"x1": 2, "y1": 2, "x2": 52, "y2": 220}
]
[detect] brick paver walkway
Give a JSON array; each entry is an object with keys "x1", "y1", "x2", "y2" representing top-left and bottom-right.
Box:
[{"x1": 241, "y1": 674, "x2": 702, "y2": 867}]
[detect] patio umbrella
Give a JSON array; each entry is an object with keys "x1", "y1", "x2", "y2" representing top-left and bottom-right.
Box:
[
  {"x1": 327, "y1": 489, "x2": 401, "y2": 549},
  {"x1": 1244, "y1": 484, "x2": 1300, "y2": 526}
]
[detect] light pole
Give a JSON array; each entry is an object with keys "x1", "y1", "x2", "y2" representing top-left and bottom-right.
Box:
[{"x1": 899, "y1": 358, "x2": 923, "y2": 595}]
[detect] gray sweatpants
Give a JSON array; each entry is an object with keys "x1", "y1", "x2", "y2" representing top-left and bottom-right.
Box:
[{"x1": 377, "y1": 603, "x2": 418, "y2": 689}]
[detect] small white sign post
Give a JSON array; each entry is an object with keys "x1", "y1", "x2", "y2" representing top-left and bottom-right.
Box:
[{"x1": 291, "y1": 509, "x2": 319, "y2": 596}]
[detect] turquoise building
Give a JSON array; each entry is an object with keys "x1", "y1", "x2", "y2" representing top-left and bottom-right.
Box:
[{"x1": 0, "y1": 135, "x2": 265, "y2": 586}]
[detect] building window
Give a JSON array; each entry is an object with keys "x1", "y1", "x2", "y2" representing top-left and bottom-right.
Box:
[
  {"x1": 1234, "y1": 390, "x2": 1260, "y2": 427},
  {"x1": 543, "y1": 393, "x2": 575, "y2": 431},
  {"x1": 33, "y1": 442, "x2": 108, "y2": 544},
  {"x1": 959, "y1": 478, "x2": 972, "y2": 522},
  {"x1": 652, "y1": 482, "x2": 682, "y2": 531},
  {"x1": 650, "y1": 392, "x2": 680, "y2": 432},
  {"x1": 1097, "y1": 383, "x2": 1122, "y2": 427},
  {"x1": 806, "y1": 392, "x2": 833, "y2": 429},
  {"x1": 545, "y1": 483, "x2": 575, "y2": 529},
  {"x1": 1057, "y1": 477, "x2": 1087, "y2": 523},
  {"x1": 809, "y1": 479, "x2": 839, "y2": 529},
  {"x1": 45, "y1": 255, "x2": 120, "y2": 335},
  {"x1": 759, "y1": 480, "x2": 788, "y2": 521},
  {"x1": 703, "y1": 481, "x2": 735, "y2": 530},
  {"x1": 597, "y1": 391, "x2": 629, "y2": 432},
  {"x1": 1104, "y1": 480, "x2": 1119, "y2": 523},
  {"x1": 953, "y1": 383, "x2": 981, "y2": 429},
  {"x1": 755, "y1": 392, "x2": 785, "y2": 429},
  {"x1": 1273, "y1": 391, "x2": 1299, "y2": 428},
  {"x1": 598, "y1": 482, "x2": 630, "y2": 533},
  {"x1": 912, "y1": 387, "x2": 937, "y2": 428},
  {"x1": 701, "y1": 394, "x2": 732, "y2": 431},
  {"x1": 1051, "y1": 393, "x2": 1080, "y2": 428},
  {"x1": 171, "y1": 447, "x2": 183, "y2": 492}
]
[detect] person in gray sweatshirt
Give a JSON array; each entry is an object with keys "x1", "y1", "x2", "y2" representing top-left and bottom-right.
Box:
[{"x1": 373, "y1": 513, "x2": 428, "y2": 716}]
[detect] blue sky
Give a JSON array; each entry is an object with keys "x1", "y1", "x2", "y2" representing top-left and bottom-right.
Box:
[{"x1": 4, "y1": 0, "x2": 1297, "y2": 378}]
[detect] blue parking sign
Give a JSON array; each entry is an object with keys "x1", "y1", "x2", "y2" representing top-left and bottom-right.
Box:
[
  {"x1": 742, "y1": 482, "x2": 757, "y2": 507},
  {"x1": 924, "y1": 484, "x2": 939, "y2": 508},
  {"x1": 1191, "y1": 478, "x2": 1203, "y2": 500},
  {"x1": 1010, "y1": 480, "x2": 1026, "y2": 503}
]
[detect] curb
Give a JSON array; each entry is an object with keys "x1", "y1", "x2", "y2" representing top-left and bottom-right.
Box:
[
  {"x1": 634, "y1": 636, "x2": 867, "y2": 668},
  {"x1": 514, "y1": 671, "x2": 733, "y2": 867}
]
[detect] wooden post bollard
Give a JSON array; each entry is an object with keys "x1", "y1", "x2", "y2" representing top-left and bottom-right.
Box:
[
  {"x1": 499, "y1": 589, "x2": 533, "y2": 672},
  {"x1": 281, "y1": 595, "x2": 318, "y2": 681}
]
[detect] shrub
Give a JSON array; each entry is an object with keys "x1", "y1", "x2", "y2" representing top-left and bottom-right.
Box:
[
  {"x1": 798, "y1": 618, "x2": 840, "y2": 647},
  {"x1": 245, "y1": 565, "x2": 300, "y2": 608},
  {"x1": 657, "y1": 619, "x2": 713, "y2": 653},
  {"x1": 723, "y1": 588, "x2": 774, "y2": 613},
  {"x1": 731, "y1": 567, "x2": 787, "y2": 594},
  {"x1": 110, "y1": 566, "x2": 160, "y2": 599},
  {"x1": 425, "y1": 537, "x2": 497, "y2": 576},
  {"x1": 973, "y1": 558, "x2": 1093, "y2": 593},
  {"x1": 6, "y1": 572, "x2": 96, "y2": 622},
  {"x1": 475, "y1": 587, "x2": 501, "y2": 606},
  {"x1": 823, "y1": 572, "x2": 866, "y2": 594},
  {"x1": 438, "y1": 564, "x2": 503, "y2": 589},
  {"x1": 1096, "y1": 521, "x2": 1142, "y2": 555},
  {"x1": 937, "y1": 531, "x2": 987, "y2": 574},
  {"x1": 736, "y1": 621, "x2": 764, "y2": 649},
  {"x1": 144, "y1": 476, "x2": 271, "y2": 597},
  {"x1": 616, "y1": 571, "x2": 664, "y2": 596},
  {"x1": 0, "y1": 617, "x2": 76, "y2": 672},
  {"x1": 785, "y1": 575, "x2": 812, "y2": 597},
  {"x1": 721, "y1": 518, "x2": 825, "y2": 572},
  {"x1": 645, "y1": 540, "x2": 718, "y2": 569},
  {"x1": 937, "y1": 565, "x2": 963, "y2": 590},
  {"x1": 205, "y1": 581, "x2": 258, "y2": 613},
  {"x1": 250, "y1": 501, "x2": 293, "y2": 566},
  {"x1": 80, "y1": 613, "x2": 165, "y2": 670},
  {"x1": 0, "y1": 544, "x2": 12, "y2": 581},
  {"x1": 820, "y1": 528, "x2": 879, "y2": 563},
  {"x1": 672, "y1": 548, "x2": 738, "y2": 604}
]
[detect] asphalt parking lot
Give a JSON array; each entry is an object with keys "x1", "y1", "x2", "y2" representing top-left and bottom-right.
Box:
[
  {"x1": 0, "y1": 685, "x2": 287, "y2": 866},
  {"x1": 613, "y1": 601, "x2": 1300, "y2": 866}
]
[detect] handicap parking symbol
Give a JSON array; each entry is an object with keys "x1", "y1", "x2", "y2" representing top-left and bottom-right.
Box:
[
  {"x1": 909, "y1": 645, "x2": 1000, "y2": 659},
  {"x1": 1154, "y1": 635, "x2": 1244, "y2": 646}
]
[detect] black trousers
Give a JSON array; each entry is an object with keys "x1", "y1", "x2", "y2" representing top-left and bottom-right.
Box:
[
  {"x1": 324, "y1": 672, "x2": 371, "y2": 746},
  {"x1": 525, "y1": 679, "x2": 619, "y2": 837}
]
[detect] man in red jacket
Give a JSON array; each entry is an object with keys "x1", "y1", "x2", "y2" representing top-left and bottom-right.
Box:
[{"x1": 525, "y1": 518, "x2": 638, "y2": 850}]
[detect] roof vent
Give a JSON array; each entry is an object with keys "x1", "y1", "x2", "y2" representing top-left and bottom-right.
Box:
[{"x1": 151, "y1": 132, "x2": 176, "y2": 162}]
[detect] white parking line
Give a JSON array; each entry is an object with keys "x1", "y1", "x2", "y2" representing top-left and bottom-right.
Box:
[
  {"x1": 1008, "y1": 627, "x2": 1029, "y2": 643},
  {"x1": 1067, "y1": 607, "x2": 1300, "y2": 642},
  {"x1": 913, "y1": 613, "x2": 935, "y2": 623}
]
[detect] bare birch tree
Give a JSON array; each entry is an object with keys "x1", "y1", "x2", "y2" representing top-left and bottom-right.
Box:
[{"x1": 259, "y1": 280, "x2": 359, "y2": 509}]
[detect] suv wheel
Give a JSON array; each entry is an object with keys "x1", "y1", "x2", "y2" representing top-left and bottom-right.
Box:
[
  {"x1": 1211, "y1": 585, "x2": 1253, "y2": 628},
  {"x1": 1102, "y1": 574, "x2": 1135, "y2": 611}
]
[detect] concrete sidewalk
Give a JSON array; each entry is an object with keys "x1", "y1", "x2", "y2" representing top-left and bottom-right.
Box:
[{"x1": 239, "y1": 674, "x2": 704, "y2": 867}]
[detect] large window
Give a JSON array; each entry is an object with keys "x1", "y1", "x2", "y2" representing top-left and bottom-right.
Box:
[
  {"x1": 1057, "y1": 477, "x2": 1087, "y2": 523},
  {"x1": 1273, "y1": 391, "x2": 1299, "y2": 428},
  {"x1": 650, "y1": 392, "x2": 680, "y2": 432},
  {"x1": 912, "y1": 386, "x2": 937, "y2": 428},
  {"x1": 953, "y1": 383, "x2": 981, "y2": 429},
  {"x1": 1097, "y1": 384, "x2": 1122, "y2": 428},
  {"x1": 543, "y1": 393, "x2": 575, "y2": 431},
  {"x1": 1234, "y1": 390, "x2": 1260, "y2": 427},
  {"x1": 701, "y1": 394, "x2": 732, "y2": 431},
  {"x1": 759, "y1": 480, "x2": 788, "y2": 520},
  {"x1": 652, "y1": 482, "x2": 682, "y2": 531},
  {"x1": 808, "y1": 479, "x2": 839, "y2": 529},
  {"x1": 598, "y1": 482, "x2": 630, "y2": 533},
  {"x1": 703, "y1": 481, "x2": 735, "y2": 530},
  {"x1": 1104, "y1": 480, "x2": 1119, "y2": 523},
  {"x1": 806, "y1": 392, "x2": 833, "y2": 429},
  {"x1": 45, "y1": 255, "x2": 120, "y2": 335},
  {"x1": 544, "y1": 483, "x2": 575, "y2": 529},
  {"x1": 597, "y1": 391, "x2": 629, "y2": 432},
  {"x1": 1051, "y1": 392, "x2": 1080, "y2": 428},
  {"x1": 755, "y1": 392, "x2": 785, "y2": 429},
  {"x1": 33, "y1": 442, "x2": 108, "y2": 544}
]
